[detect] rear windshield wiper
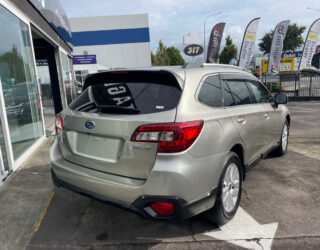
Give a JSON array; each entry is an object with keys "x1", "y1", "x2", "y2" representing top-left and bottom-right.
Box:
[{"x1": 96, "y1": 104, "x2": 140, "y2": 114}]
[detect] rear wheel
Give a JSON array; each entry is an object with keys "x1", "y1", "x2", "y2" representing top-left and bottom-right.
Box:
[
  {"x1": 206, "y1": 152, "x2": 242, "y2": 225},
  {"x1": 273, "y1": 120, "x2": 289, "y2": 156}
]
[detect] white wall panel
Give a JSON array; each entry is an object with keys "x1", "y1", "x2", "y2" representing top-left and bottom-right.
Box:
[
  {"x1": 70, "y1": 14, "x2": 149, "y2": 32},
  {"x1": 73, "y1": 42, "x2": 151, "y2": 69}
]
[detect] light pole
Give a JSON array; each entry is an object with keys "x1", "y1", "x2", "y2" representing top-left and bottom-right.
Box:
[
  {"x1": 203, "y1": 12, "x2": 222, "y2": 62},
  {"x1": 307, "y1": 7, "x2": 320, "y2": 12}
]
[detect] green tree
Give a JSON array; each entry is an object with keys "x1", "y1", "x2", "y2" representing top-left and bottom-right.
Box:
[
  {"x1": 219, "y1": 36, "x2": 238, "y2": 64},
  {"x1": 258, "y1": 23, "x2": 306, "y2": 55},
  {"x1": 151, "y1": 40, "x2": 171, "y2": 66},
  {"x1": 167, "y1": 46, "x2": 185, "y2": 65},
  {"x1": 151, "y1": 52, "x2": 159, "y2": 66}
]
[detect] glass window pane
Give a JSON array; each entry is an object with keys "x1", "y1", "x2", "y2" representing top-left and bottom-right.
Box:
[
  {"x1": 221, "y1": 80, "x2": 235, "y2": 107},
  {"x1": 0, "y1": 120, "x2": 9, "y2": 171},
  {"x1": 198, "y1": 75, "x2": 222, "y2": 107},
  {"x1": 246, "y1": 80, "x2": 273, "y2": 103},
  {"x1": 60, "y1": 52, "x2": 73, "y2": 105},
  {"x1": 0, "y1": 6, "x2": 43, "y2": 160},
  {"x1": 226, "y1": 80, "x2": 252, "y2": 106},
  {"x1": 70, "y1": 82, "x2": 182, "y2": 115}
]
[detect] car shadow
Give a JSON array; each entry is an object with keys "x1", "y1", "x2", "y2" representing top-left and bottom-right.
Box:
[{"x1": 27, "y1": 172, "x2": 221, "y2": 249}]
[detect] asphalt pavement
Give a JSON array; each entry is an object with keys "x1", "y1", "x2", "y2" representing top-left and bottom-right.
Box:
[{"x1": 0, "y1": 101, "x2": 319, "y2": 250}]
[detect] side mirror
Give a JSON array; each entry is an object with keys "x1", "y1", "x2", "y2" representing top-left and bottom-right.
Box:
[{"x1": 274, "y1": 94, "x2": 288, "y2": 108}]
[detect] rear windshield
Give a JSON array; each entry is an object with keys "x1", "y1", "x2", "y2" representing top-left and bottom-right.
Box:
[{"x1": 69, "y1": 71, "x2": 182, "y2": 114}]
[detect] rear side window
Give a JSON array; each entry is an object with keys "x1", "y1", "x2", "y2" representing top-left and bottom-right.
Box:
[
  {"x1": 198, "y1": 75, "x2": 222, "y2": 107},
  {"x1": 245, "y1": 80, "x2": 273, "y2": 103},
  {"x1": 226, "y1": 80, "x2": 252, "y2": 105},
  {"x1": 69, "y1": 71, "x2": 182, "y2": 114},
  {"x1": 221, "y1": 80, "x2": 235, "y2": 107}
]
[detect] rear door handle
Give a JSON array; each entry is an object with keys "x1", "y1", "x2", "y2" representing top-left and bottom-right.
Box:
[
  {"x1": 264, "y1": 113, "x2": 270, "y2": 120},
  {"x1": 237, "y1": 116, "x2": 246, "y2": 124}
]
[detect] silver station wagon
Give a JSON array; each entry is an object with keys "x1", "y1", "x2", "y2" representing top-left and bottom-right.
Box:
[{"x1": 51, "y1": 64, "x2": 290, "y2": 224}]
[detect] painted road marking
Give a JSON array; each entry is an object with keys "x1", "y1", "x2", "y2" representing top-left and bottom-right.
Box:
[
  {"x1": 34, "y1": 191, "x2": 55, "y2": 232},
  {"x1": 204, "y1": 207, "x2": 278, "y2": 250}
]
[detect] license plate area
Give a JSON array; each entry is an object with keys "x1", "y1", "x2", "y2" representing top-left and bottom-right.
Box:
[{"x1": 67, "y1": 132, "x2": 122, "y2": 162}]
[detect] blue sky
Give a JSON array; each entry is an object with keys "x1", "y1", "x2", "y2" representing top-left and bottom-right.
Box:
[{"x1": 60, "y1": 0, "x2": 320, "y2": 59}]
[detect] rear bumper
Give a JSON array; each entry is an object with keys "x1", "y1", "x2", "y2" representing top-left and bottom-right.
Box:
[
  {"x1": 50, "y1": 138, "x2": 220, "y2": 220},
  {"x1": 51, "y1": 168, "x2": 217, "y2": 221}
]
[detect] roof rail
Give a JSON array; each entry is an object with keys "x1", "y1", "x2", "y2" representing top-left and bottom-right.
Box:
[
  {"x1": 182, "y1": 62, "x2": 250, "y2": 72},
  {"x1": 202, "y1": 63, "x2": 242, "y2": 70},
  {"x1": 182, "y1": 62, "x2": 203, "y2": 68}
]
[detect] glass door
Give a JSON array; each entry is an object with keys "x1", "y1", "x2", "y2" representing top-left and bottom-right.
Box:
[
  {"x1": 37, "y1": 60, "x2": 55, "y2": 135},
  {"x1": 0, "y1": 118, "x2": 9, "y2": 185},
  {"x1": 60, "y1": 51, "x2": 74, "y2": 105},
  {"x1": 0, "y1": 5, "x2": 44, "y2": 171}
]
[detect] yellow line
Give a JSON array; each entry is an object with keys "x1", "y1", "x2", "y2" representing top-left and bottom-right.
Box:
[{"x1": 34, "y1": 191, "x2": 55, "y2": 232}]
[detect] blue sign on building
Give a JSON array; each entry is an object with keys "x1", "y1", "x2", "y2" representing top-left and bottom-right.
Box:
[{"x1": 73, "y1": 55, "x2": 97, "y2": 65}]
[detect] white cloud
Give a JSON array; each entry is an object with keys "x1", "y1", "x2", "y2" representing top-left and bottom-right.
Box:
[{"x1": 60, "y1": 0, "x2": 320, "y2": 59}]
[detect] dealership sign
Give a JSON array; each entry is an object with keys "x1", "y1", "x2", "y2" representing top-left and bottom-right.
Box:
[
  {"x1": 184, "y1": 44, "x2": 203, "y2": 56},
  {"x1": 262, "y1": 58, "x2": 295, "y2": 73},
  {"x1": 183, "y1": 31, "x2": 204, "y2": 45},
  {"x1": 73, "y1": 55, "x2": 97, "y2": 65},
  {"x1": 36, "y1": 59, "x2": 48, "y2": 66},
  {"x1": 282, "y1": 51, "x2": 302, "y2": 71}
]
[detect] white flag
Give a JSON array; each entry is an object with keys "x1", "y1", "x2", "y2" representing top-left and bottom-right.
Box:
[
  {"x1": 299, "y1": 18, "x2": 320, "y2": 70},
  {"x1": 267, "y1": 20, "x2": 290, "y2": 74},
  {"x1": 238, "y1": 18, "x2": 260, "y2": 69}
]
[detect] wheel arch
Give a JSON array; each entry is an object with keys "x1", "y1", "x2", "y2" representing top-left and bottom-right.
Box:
[
  {"x1": 229, "y1": 144, "x2": 246, "y2": 180},
  {"x1": 286, "y1": 114, "x2": 290, "y2": 126}
]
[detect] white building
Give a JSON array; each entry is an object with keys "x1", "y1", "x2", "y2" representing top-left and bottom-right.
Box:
[
  {"x1": 70, "y1": 14, "x2": 152, "y2": 80},
  {"x1": 0, "y1": 0, "x2": 74, "y2": 185}
]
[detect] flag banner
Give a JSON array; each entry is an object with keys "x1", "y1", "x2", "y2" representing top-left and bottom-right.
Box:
[
  {"x1": 206, "y1": 23, "x2": 226, "y2": 63},
  {"x1": 238, "y1": 18, "x2": 260, "y2": 69},
  {"x1": 299, "y1": 18, "x2": 320, "y2": 70},
  {"x1": 267, "y1": 20, "x2": 290, "y2": 74}
]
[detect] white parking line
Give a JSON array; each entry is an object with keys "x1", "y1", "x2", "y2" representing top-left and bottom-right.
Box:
[{"x1": 204, "y1": 207, "x2": 278, "y2": 250}]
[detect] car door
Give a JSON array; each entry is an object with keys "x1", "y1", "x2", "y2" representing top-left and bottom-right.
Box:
[
  {"x1": 220, "y1": 74, "x2": 266, "y2": 164},
  {"x1": 245, "y1": 79, "x2": 283, "y2": 150}
]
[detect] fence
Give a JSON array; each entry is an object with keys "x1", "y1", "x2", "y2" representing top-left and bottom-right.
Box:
[{"x1": 263, "y1": 73, "x2": 320, "y2": 98}]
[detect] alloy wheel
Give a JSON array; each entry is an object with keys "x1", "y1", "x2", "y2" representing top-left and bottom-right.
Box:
[
  {"x1": 282, "y1": 124, "x2": 288, "y2": 151},
  {"x1": 222, "y1": 163, "x2": 240, "y2": 213}
]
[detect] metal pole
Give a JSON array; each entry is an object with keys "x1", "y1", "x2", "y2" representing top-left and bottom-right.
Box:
[
  {"x1": 204, "y1": 21, "x2": 206, "y2": 62},
  {"x1": 294, "y1": 74, "x2": 297, "y2": 97},
  {"x1": 309, "y1": 75, "x2": 313, "y2": 96},
  {"x1": 298, "y1": 73, "x2": 301, "y2": 96},
  {"x1": 203, "y1": 12, "x2": 222, "y2": 62}
]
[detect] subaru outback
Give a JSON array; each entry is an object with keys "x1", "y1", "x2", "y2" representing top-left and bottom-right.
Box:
[{"x1": 51, "y1": 64, "x2": 290, "y2": 224}]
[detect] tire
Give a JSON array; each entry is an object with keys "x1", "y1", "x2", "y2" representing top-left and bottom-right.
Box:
[
  {"x1": 205, "y1": 152, "x2": 243, "y2": 225},
  {"x1": 273, "y1": 120, "x2": 289, "y2": 156}
]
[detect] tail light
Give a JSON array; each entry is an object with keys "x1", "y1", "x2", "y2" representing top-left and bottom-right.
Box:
[
  {"x1": 151, "y1": 202, "x2": 174, "y2": 215},
  {"x1": 131, "y1": 120, "x2": 203, "y2": 153},
  {"x1": 55, "y1": 114, "x2": 64, "y2": 134}
]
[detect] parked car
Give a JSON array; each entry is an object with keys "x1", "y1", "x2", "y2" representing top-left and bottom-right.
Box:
[{"x1": 51, "y1": 64, "x2": 290, "y2": 224}]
